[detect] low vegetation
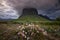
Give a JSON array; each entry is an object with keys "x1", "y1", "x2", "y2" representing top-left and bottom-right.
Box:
[{"x1": 0, "y1": 12, "x2": 60, "y2": 40}]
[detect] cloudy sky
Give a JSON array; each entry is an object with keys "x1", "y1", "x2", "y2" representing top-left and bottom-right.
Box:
[{"x1": 0, "y1": 0, "x2": 60, "y2": 20}]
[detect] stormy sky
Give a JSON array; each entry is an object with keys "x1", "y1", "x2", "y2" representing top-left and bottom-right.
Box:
[
  {"x1": 6, "y1": 0, "x2": 58, "y2": 9},
  {"x1": 0, "y1": 0, "x2": 60, "y2": 20}
]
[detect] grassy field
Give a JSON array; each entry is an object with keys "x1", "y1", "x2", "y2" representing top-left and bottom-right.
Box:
[
  {"x1": 0, "y1": 12, "x2": 60, "y2": 40},
  {"x1": 0, "y1": 23, "x2": 60, "y2": 40},
  {"x1": 9, "y1": 15, "x2": 50, "y2": 23}
]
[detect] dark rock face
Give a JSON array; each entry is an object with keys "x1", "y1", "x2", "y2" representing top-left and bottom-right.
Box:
[{"x1": 23, "y1": 8, "x2": 38, "y2": 15}]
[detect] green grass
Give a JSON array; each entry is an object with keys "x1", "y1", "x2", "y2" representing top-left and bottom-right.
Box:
[
  {"x1": 0, "y1": 11, "x2": 60, "y2": 40},
  {"x1": 9, "y1": 15, "x2": 50, "y2": 23},
  {"x1": 0, "y1": 23, "x2": 60, "y2": 40},
  {"x1": 0, "y1": 15, "x2": 60, "y2": 25}
]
